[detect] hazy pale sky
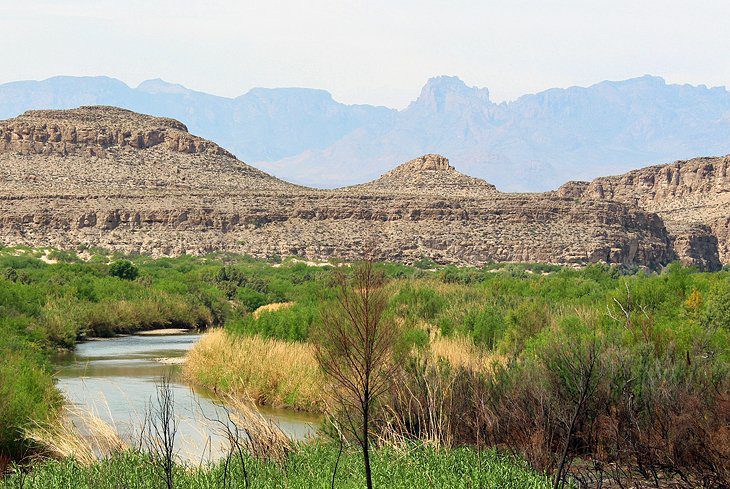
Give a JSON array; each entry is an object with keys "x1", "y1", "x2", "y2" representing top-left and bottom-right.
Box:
[{"x1": 1, "y1": 0, "x2": 729, "y2": 107}]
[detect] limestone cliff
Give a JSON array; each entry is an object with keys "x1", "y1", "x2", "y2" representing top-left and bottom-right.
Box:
[
  {"x1": 0, "y1": 106, "x2": 235, "y2": 158},
  {"x1": 558, "y1": 156, "x2": 729, "y2": 270},
  {"x1": 0, "y1": 106, "x2": 685, "y2": 268}
]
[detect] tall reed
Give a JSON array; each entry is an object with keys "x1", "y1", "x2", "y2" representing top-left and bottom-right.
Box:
[{"x1": 184, "y1": 329, "x2": 324, "y2": 411}]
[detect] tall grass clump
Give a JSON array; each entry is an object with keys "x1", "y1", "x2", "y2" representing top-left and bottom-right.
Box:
[
  {"x1": 23, "y1": 408, "x2": 126, "y2": 465},
  {"x1": 0, "y1": 319, "x2": 60, "y2": 460},
  {"x1": 184, "y1": 329, "x2": 324, "y2": 411}
]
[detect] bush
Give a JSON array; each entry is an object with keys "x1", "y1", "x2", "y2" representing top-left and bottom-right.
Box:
[
  {"x1": 393, "y1": 284, "x2": 445, "y2": 323},
  {"x1": 413, "y1": 257, "x2": 438, "y2": 270},
  {"x1": 109, "y1": 260, "x2": 138, "y2": 280},
  {"x1": 0, "y1": 330, "x2": 59, "y2": 457},
  {"x1": 498, "y1": 300, "x2": 550, "y2": 355},
  {"x1": 236, "y1": 287, "x2": 268, "y2": 312},
  {"x1": 230, "y1": 303, "x2": 319, "y2": 342},
  {"x1": 705, "y1": 280, "x2": 730, "y2": 332},
  {"x1": 462, "y1": 306, "x2": 504, "y2": 349}
]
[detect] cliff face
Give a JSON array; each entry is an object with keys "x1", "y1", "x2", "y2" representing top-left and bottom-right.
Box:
[
  {"x1": 0, "y1": 193, "x2": 674, "y2": 267},
  {"x1": 558, "y1": 156, "x2": 730, "y2": 270},
  {"x1": 0, "y1": 107, "x2": 235, "y2": 158},
  {"x1": 0, "y1": 106, "x2": 685, "y2": 268}
]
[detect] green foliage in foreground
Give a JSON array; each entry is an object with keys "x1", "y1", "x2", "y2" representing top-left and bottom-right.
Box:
[
  {"x1": 2, "y1": 245, "x2": 729, "y2": 466},
  {"x1": 0, "y1": 329, "x2": 59, "y2": 455},
  {"x1": 1, "y1": 444, "x2": 550, "y2": 489}
]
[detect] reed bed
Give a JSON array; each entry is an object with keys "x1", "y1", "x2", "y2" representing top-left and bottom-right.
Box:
[
  {"x1": 430, "y1": 334, "x2": 505, "y2": 372},
  {"x1": 220, "y1": 395, "x2": 293, "y2": 463},
  {"x1": 1, "y1": 444, "x2": 551, "y2": 488},
  {"x1": 23, "y1": 407, "x2": 127, "y2": 465},
  {"x1": 184, "y1": 329, "x2": 324, "y2": 411}
]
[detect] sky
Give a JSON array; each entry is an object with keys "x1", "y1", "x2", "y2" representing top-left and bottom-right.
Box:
[{"x1": 1, "y1": 0, "x2": 729, "y2": 108}]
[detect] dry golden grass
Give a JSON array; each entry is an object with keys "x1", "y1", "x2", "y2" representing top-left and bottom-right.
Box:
[
  {"x1": 184, "y1": 329, "x2": 324, "y2": 411},
  {"x1": 222, "y1": 395, "x2": 293, "y2": 462},
  {"x1": 185, "y1": 328, "x2": 501, "y2": 418},
  {"x1": 24, "y1": 407, "x2": 127, "y2": 464},
  {"x1": 430, "y1": 334, "x2": 506, "y2": 373},
  {"x1": 252, "y1": 301, "x2": 294, "y2": 319}
]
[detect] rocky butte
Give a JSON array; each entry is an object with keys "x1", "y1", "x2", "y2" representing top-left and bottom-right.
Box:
[
  {"x1": 0, "y1": 106, "x2": 723, "y2": 270},
  {"x1": 557, "y1": 156, "x2": 729, "y2": 271}
]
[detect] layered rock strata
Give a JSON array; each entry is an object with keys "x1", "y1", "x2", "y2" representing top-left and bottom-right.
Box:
[
  {"x1": 558, "y1": 156, "x2": 730, "y2": 270},
  {"x1": 0, "y1": 106, "x2": 687, "y2": 268}
]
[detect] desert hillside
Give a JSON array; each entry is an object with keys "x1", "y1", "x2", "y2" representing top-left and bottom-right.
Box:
[
  {"x1": 4, "y1": 75, "x2": 730, "y2": 191},
  {"x1": 1, "y1": 105, "x2": 722, "y2": 269}
]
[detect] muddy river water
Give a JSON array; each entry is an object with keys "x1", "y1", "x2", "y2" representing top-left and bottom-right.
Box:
[{"x1": 53, "y1": 332, "x2": 319, "y2": 462}]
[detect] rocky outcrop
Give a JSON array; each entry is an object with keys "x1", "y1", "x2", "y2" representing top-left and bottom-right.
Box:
[
  {"x1": 666, "y1": 223, "x2": 722, "y2": 272},
  {"x1": 0, "y1": 106, "x2": 692, "y2": 269},
  {"x1": 352, "y1": 154, "x2": 497, "y2": 196},
  {"x1": 0, "y1": 192, "x2": 675, "y2": 268},
  {"x1": 0, "y1": 106, "x2": 234, "y2": 158},
  {"x1": 557, "y1": 156, "x2": 729, "y2": 269}
]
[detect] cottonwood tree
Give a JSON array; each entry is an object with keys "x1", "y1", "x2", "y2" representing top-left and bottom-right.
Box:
[{"x1": 314, "y1": 259, "x2": 400, "y2": 489}]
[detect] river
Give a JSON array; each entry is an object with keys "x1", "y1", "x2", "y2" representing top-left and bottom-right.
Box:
[{"x1": 53, "y1": 332, "x2": 319, "y2": 462}]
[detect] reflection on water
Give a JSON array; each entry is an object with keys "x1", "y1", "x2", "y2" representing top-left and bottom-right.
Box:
[{"x1": 53, "y1": 333, "x2": 319, "y2": 462}]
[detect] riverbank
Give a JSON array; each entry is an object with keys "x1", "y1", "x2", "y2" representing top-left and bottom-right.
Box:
[
  {"x1": 50, "y1": 333, "x2": 318, "y2": 463},
  {"x1": 183, "y1": 329, "x2": 324, "y2": 411},
  {"x1": 183, "y1": 329, "x2": 501, "y2": 413},
  {"x1": 0, "y1": 249, "x2": 236, "y2": 461},
  {"x1": 182, "y1": 261, "x2": 730, "y2": 486}
]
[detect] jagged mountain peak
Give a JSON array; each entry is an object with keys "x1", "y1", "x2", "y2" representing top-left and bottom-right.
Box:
[
  {"x1": 409, "y1": 76, "x2": 491, "y2": 112},
  {"x1": 2, "y1": 74, "x2": 730, "y2": 192}
]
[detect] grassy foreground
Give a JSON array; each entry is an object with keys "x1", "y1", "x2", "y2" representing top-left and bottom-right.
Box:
[{"x1": 1, "y1": 444, "x2": 551, "y2": 488}]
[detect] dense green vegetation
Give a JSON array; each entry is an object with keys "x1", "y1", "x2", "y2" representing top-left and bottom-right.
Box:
[
  {"x1": 1, "y1": 246, "x2": 728, "y2": 485},
  {"x1": 1, "y1": 444, "x2": 550, "y2": 488}
]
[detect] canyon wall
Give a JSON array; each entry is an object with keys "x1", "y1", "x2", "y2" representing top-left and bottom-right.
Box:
[{"x1": 0, "y1": 106, "x2": 714, "y2": 270}]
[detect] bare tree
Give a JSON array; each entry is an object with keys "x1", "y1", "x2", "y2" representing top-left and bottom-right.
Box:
[
  {"x1": 314, "y1": 258, "x2": 400, "y2": 489},
  {"x1": 549, "y1": 332, "x2": 600, "y2": 489},
  {"x1": 145, "y1": 375, "x2": 178, "y2": 489},
  {"x1": 198, "y1": 398, "x2": 250, "y2": 489}
]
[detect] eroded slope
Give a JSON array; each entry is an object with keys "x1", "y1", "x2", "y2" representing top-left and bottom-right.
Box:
[
  {"x1": 0, "y1": 106, "x2": 679, "y2": 268},
  {"x1": 558, "y1": 156, "x2": 730, "y2": 269}
]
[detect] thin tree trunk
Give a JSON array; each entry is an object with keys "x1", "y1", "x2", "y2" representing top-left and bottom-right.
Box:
[
  {"x1": 554, "y1": 396, "x2": 582, "y2": 489},
  {"x1": 363, "y1": 400, "x2": 373, "y2": 489},
  {"x1": 554, "y1": 353, "x2": 594, "y2": 489}
]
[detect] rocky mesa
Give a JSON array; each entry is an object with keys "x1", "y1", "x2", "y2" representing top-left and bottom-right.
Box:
[
  {"x1": 558, "y1": 156, "x2": 730, "y2": 270},
  {"x1": 0, "y1": 105, "x2": 715, "y2": 269}
]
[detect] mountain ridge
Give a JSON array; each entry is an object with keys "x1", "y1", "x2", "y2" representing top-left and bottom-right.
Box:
[{"x1": 2, "y1": 74, "x2": 729, "y2": 191}]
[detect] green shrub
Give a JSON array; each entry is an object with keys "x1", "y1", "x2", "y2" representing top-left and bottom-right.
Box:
[
  {"x1": 393, "y1": 284, "x2": 445, "y2": 322},
  {"x1": 413, "y1": 256, "x2": 438, "y2": 269},
  {"x1": 498, "y1": 300, "x2": 550, "y2": 355},
  {"x1": 704, "y1": 280, "x2": 730, "y2": 332},
  {"x1": 108, "y1": 260, "x2": 138, "y2": 280},
  {"x1": 462, "y1": 306, "x2": 505, "y2": 349},
  {"x1": 0, "y1": 329, "x2": 59, "y2": 457}
]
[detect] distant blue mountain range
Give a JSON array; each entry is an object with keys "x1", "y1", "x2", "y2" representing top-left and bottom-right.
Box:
[{"x1": 2, "y1": 74, "x2": 729, "y2": 191}]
